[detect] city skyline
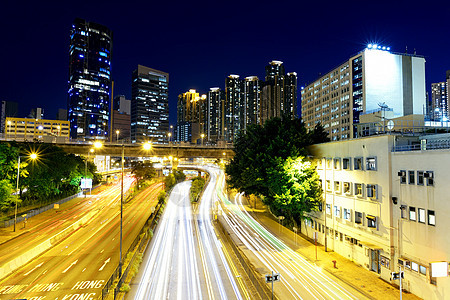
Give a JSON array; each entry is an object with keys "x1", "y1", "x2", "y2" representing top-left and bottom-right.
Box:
[{"x1": 1, "y1": 1, "x2": 450, "y2": 125}]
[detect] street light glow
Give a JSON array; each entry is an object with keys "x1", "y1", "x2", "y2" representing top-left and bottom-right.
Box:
[
  {"x1": 93, "y1": 141, "x2": 103, "y2": 149},
  {"x1": 143, "y1": 141, "x2": 152, "y2": 151},
  {"x1": 30, "y1": 153, "x2": 38, "y2": 160}
]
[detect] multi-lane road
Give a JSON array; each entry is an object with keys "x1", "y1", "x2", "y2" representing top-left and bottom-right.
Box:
[
  {"x1": 0, "y1": 176, "x2": 162, "y2": 300},
  {"x1": 133, "y1": 167, "x2": 244, "y2": 300},
  {"x1": 216, "y1": 169, "x2": 368, "y2": 300}
]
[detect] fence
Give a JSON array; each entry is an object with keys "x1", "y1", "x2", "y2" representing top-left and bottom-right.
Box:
[{"x1": 1, "y1": 191, "x2": 88, "y2": 228}]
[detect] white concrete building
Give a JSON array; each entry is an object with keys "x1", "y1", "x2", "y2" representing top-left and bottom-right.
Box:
[{"x1": 304, "y1": 134, "x2": 449, "y2": 299}]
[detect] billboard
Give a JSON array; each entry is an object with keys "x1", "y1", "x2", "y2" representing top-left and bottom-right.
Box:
[{"x1": 81, "y1": 178, "x2": 93, "y2": 189}]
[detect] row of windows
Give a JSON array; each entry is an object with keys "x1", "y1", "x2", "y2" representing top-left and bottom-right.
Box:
[
  {"x1": 399, "y1": 170, "x2": 434, "y2": 186},
  {"x1": 401, "y1": 206, "x2": 435, "y2": 226},
  {"x1": 305, "y1": 218, "x2": 371, "y2": 246},
  {"x1": 323, "y1": 204, "x2": 377, "y2": 228},
  {"x1": 319, "y1": 157, "x2": 377, "y2": 171},
  {"x1": 323, "y1": 180, "x2": 378, "y2": 199}
]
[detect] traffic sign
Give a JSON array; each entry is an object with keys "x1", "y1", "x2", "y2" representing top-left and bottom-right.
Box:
[{"x1": 265, "y1": 272, "x2": 281, "y2": 283}]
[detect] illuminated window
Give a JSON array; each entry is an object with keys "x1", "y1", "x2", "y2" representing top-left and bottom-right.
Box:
[
  {"x1": 343, "y1": 208, "x2": 351, "y2": 221},
  {"x1": 366, "y1": 157, "x2": 377, "y2": 170},
  {"x1": 411, "y1": 262, "x2": 419, "y2": 272},
  {"x1": 418, "y1": 208, "x2": 426, "y2": 223},
  {"x1": 366, "y1": 215, "x2": 377, "y2": 228},
  {"x1": 409, "y1": 207, "x2": 416, "y2": 221},
  {"x1": 326, "y1": 204, "x2": 331, "y2": 214},
  {"x1": 333, "y1": 158, "x2": 341, "y2": 170},
  {"x1": 343, "y1": 182, "x2": 351, "y2": 194},
  {"x1": 419, "y1": 265, "x2": 427, "y2": 275},
  {"x1": 334, "y1": 206, "x2": 341, "y2": 218},
  {"x1": 334, "y1": 181, "x2": 341, "y2": 193},
  {"x1": 355, "y1": 183, "x2": 363, "y2": 196},
  {"x1": 326, "y1": 180, "x2": 332, "y2": 191},
  {"x1": 428, "y1": 210, "x2": 435, "y2": 226}
]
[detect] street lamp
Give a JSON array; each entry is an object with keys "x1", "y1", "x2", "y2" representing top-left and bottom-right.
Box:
[
  {"x1": 85, "y1": 142, "x2": 102, "y2": 198},
  {"x1": 167, "y1": 132, "x2": 172, "y2": 144},
  {"x1": 201, "y1": 133, "x2": 205, "y2": 146},
  {"x1": 14, "y1": 152, "x2": 38, "y2": 232},
  {"x1": 116, "y1": 130, "x2": 120, "y2": 143}
]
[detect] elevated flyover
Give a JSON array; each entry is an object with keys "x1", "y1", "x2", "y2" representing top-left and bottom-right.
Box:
[{"x1": 57, "y1": 142, "x2": 234, "y2": 159}]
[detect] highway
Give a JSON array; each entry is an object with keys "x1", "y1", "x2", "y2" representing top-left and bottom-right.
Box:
[
  {"x1": 133, "y1": 167, "x2": 244, "y2": 300},
  {"x1": 0, "y1": 176, "x2": 163, "y2": 300},
  {"x1": 216, "y1": 170, "x2": 366, "y2": 300}
]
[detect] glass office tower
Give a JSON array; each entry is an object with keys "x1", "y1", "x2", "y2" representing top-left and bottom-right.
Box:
[{"x1": 67, "y1": 18, "x2": 113, "y2": 140}]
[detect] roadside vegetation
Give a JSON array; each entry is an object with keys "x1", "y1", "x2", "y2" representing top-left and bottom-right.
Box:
[
  {"x1": 0, "y1": 141, "x2": 100, "y2": 219},
  {"x1": 190, "y1": 176, "x2": 206, "y2": 202},
  {"x1": 225, "y1": 116, "x2": 329, "y2": 229}
]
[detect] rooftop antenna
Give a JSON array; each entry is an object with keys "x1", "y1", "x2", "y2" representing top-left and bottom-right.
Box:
[{"x1": 405, "y1": 46, "x2": 408, "y2": 54}]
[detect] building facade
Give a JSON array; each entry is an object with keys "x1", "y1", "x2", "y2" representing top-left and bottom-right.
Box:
[
  {"x1": 304, "y1": 134, "x2": 449, "y2": 299},
  {"x1": 5, "y1": 117, "x2": 70, "y2": 142},
  {"x1": 206, "y1": 87, "x2": 225, "y2": 143},
  {"x1": 67, "y1": 18, "x2": 113, "y2": 141},
  {"x1": 225, "y1": 75, "x2": 244, "y2": 142},
  {"x1": 301, "y1": 46, "x2": 426, "y2": 141},
  {"x1": 430, "y1": 70, "x2": 450, "y2": 121},
  {"x1": 261, "y1": 61, "x2": 297, "y2": 124},
  {"x1": 243, "y1": 76, "x2": 261, "y2": 128},
  {"x1": 131, "y1": 65, "x2": 169, "y2": 144}
]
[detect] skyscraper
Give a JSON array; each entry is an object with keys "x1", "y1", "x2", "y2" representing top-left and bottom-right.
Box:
[
  {"x1": 176, "y1": 89, "x2": 205, "y2": 143},
  {"x1": 131, "y1": 65, "x2": 169, "y2": 144},
  {"x1": 67, "y1": 18, "x2": 113, "y2": 141},
  {"x1": 0, "y1": 100, "x2": 18, "y2": 135},
  {"x1": 431, "y1": 71, "x2": 450, "y2": 121},
  {"x1": 261, "y1": 61, "x2": 297, "y2": 124},
  {"x1": 243, "y1": 76, "x2": 261, "y2": 128},
  {"x1": 206, "y1": 87, "x2": 225, "y2": 143},
  {"x1": 225, "y1": 75, "x2": 243, "y2": 142},
  {"x1": 301, "y1": 45, "x2": 426, "y2": 140}
]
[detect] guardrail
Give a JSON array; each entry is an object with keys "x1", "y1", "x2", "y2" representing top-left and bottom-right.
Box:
[{"x1": 393, "y1": 140, "x2": 450, "y2": 152}]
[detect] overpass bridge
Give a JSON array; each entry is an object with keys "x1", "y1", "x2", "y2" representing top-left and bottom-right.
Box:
[{"x1": 57, "y1": 142, "x2": 234, "y2": 159}]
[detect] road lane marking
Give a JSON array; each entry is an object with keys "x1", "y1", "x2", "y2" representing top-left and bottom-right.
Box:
[
  {"x1": 24, "y1": 262, "x2": 44, "y2": 276},
  {"x1": 62, "y1": 259, "x2": 78, "y2": 273},
  {"x1": 98, "y1": 258, "x2": 110, "y2": 271}
]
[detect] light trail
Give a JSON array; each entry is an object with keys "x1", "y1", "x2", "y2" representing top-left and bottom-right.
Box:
[
  {"x1": 134, "y1": 167, "x2": 243, "y2": 300},
  {"x1": 216, "y1": 169, "x2": 363, "y2": 300}
]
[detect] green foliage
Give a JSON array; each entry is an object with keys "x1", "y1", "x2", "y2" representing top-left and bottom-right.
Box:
[
  {"x1": 226, "y1": 117, "x2": 328, "y2": 223},
  {"x1": 157, "y1": 190, "x2": 166, "y2": 205},
  {"x1": 0, "y1": 142, "x2": 101, "y2": 215},
  {"x1": 131, "y1": 161, "x2": 156, "y2": 187},
  {"x1": 119, "y1": 284, "x2": 130, "y2": 293},
  {"x1": 173, "y1": 170, "x2": 186, "y2": 182},
  {"x1": 164, "y1": 173, "x2": 176, "y2": 191},
  {"x1": 190, "y1": 176, "x2": 206, "y2": 202},
  {"x1": 0, "y1": 180, "x2": 19, "y2": 212}
]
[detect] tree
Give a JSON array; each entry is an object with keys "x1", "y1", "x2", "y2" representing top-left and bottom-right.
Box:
[
  {"x1": 0, "y1": 179, "x2": 19, "y2": 213},
  {"x1": 131, "y1": 161, "x2": 156, "y2": 187},
  {"x1": 226, "y1": 117, "x2": 328, "y2": 225}
]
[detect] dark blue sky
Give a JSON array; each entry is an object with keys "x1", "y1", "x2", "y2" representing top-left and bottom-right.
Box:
[{"x1": 1, "y1": 0, "x2": 450, "y2": 125}]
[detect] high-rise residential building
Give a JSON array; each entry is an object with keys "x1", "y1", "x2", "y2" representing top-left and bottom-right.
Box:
[
  {"x1": 131, "y1": 65, "x2": 169, "y2": 144},
  {"x1": 430, "y1": 70, "x2": 450, "y2": 121},
  {"x1": 176, "y1": 89, "x2": 206, "y2": 143},
  {"x1": 301, "y1": 45, "x2": 426, "y2": 140},
  {"x1": 243, "y1": 76, "x2": 261, "y2": 128},
  {"x1": 225, "y1": 75, "x2": 244, "y2": 142},
  {"x1": 206, "y1": 87, "x2": 225, "y2": 143},
  {"x1": 261, "y1": 61, "x2": 297, "y2": 124},
  {"x1": 67, "y1": 18, "x2": 112, "y2": 141},
  {"x1": 1, "y1": 100, "x2": 18, "y2": 135}
]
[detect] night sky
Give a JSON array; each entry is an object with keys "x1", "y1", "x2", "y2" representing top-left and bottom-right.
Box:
[{"x1": 2, "y1": 0, "x2": 450, "y2": 125}]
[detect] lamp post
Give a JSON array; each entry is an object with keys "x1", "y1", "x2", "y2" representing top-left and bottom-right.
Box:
[
  {"x1": 116, "y1": 130, "x2": 120, "y2": 143},
  {"x1": 167, "y1": 132, "x2": 172, "y2": 145},
  {"x1": 85, "y1": 142, "x2": 102, "y2": 198},
  {"x1": 201, "y1": 133, "x2": 205, "y2": 146},
  {"x1": 14, "y1": 153, "x2": 37, "y2": 232}
]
